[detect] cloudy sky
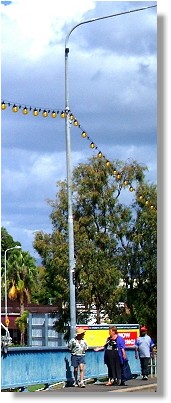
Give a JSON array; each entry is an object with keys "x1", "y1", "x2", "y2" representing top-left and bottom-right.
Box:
[{"x1": 1, "y1": 0, "x2": 157, "y2": 259}]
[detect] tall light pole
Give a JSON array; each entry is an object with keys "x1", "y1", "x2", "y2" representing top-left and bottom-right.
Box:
[
  {"x1": 4, "y1": 245, "x2": 21, "y2": 331},
  {"x1": 64, "y1": 4, "x2": 157, "y2": 339}
]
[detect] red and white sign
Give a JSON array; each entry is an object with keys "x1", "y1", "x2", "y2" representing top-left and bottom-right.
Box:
[{"x1": 118, "y1": 331, "x2": 138, "y2": 346}]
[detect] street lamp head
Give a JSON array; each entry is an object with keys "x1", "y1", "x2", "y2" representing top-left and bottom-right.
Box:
[{"x1": 5, "y1": 245, "x2": 22, "y2": 254}]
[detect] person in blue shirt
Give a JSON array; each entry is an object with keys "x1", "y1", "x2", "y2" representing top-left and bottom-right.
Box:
[
  {"x1": 94, "y1": 325, "x2": 127, "y2": 386},
  {"x1": 135, "y1": 326, "x2": 155, "y2": 380}
]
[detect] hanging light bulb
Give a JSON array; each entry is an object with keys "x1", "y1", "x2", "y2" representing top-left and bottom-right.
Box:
[
  {"x1": 150, "y1": 205, "x2": 154, "y2": 209},
  {"x1": 90, "y1": 142, "x2": 96, "y2": 149},
  {"x1": 138, "y1": 195, "x2": 143, "y2": 200},
  {"x1": 113, "y1": 170, "x2": 118, "y2": 175},
  {"x1": 145, "y1": 200, "x2": 149, "y2": 205},
  {"x1": 123, "y1": 180, "x2": 128, "y2": 186},
  {"x1": 117, "y1": 173, "x2": 122, "y2": 180},
  {"x1": 1, "y1": 101, "x2": 7, "y2": 110},
  {"x1": 42, "y1": 110, "x2": 48, "y2": 117},
  {"x1": 51, "y1": 110, "x2": 57, "y2": 118},
  {"x1": 81, "y1": 131, "x2": 87, "y2": 138},
  {"x1": 12, "y1": 104, "x2": 19, "y2": 112},
  {"x1": 60, "y1": 111, "x2": 66, "y2": 118},
  {"x1": 22, "y1": 106, "x2": 29, "y2": 115},
  {"x1": 69, "y1": 113, "x2": 74, "y2": 120},
  {"x1": 106, "y1": 160, "x2": 110, "y2": 167},
  {"x1": 97, "y1": 151, "x2": 103, "y2": 158},
  {"x1": 33, "y1": 108, "x2": 39, "y2": 116},
  {"x1": 129, "y1": 185, "x2": 134, "y2": 192},
  {"x1": 73, "y1": 119, "x2": 79, "y2": 126}
]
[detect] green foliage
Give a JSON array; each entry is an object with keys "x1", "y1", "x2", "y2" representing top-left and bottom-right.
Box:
[
  {"x1": 31, "y1": 265, "x2": 48, "y2": 304},
  {"x1": 33, "y1": 156, "x2": 157, "y2": 339},
  {"x1": 116, "y1": 183, "x2": 157, "y2": 337},
  {"x1": 7, "y1": 251, "x2": 38, "y2": 309},
  {"x1": 1, "y1": 155, "x2": 157, "y2": 340},
  {"x1": 1, "y1": 237, "x2": 38, "y2": 344},
  {"x1": 1, "y1": 227, "x2": 21, "y2": 274},
  {"x1": 1, "y1": 156, "x2": 157, "y2": 340},
  {"x1": 15, "y1": 310, "x2": 29, "y2": 345}
]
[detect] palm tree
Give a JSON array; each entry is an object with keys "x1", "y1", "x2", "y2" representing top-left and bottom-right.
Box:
[
  {"x1": 15, "y1": 311, "x2": 29, "y2": 345},
  {"x1": 7, "y1": 250, "x2": 37, "y2": 344}
]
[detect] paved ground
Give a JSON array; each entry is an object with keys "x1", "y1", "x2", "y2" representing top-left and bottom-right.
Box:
[{"x1": 41, "y1": 376, "x2": 157, "y2": 394}]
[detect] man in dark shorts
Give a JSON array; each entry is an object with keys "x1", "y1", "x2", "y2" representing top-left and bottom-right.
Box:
[{"x1": 68, "y1": 327, "x2": 88, "y2": 387}]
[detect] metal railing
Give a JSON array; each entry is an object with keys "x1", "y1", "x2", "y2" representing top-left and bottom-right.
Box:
[
  {"x1": 1, "y1": 346, "x2": 157, "y2": 391},
  {"x1": 149, "y1": 355, "x2": 157, "y2": 377}
]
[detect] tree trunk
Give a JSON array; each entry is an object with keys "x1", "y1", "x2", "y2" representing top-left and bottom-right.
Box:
[{"x1": 19, "y1": 292, "x2": 25, "y2": 345}]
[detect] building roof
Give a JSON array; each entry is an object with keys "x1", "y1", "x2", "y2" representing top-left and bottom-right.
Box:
[
  {"x1": 1, "y1": 298, "x2": 58, "y2": 313},
  {"x1": 1, "y1": 299, "x2": 59, "y2": 329}
]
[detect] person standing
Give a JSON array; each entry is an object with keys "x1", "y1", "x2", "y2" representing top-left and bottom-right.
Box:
[
  {"x1": 135, "y1": 325, "x2": 155, "y2": 380},
  {"x1": 68, "y1": 327, "x2": 88, "y2": 388},
  {"x1": 94, "y1": 325, "x2": 127, "y2": 386}
]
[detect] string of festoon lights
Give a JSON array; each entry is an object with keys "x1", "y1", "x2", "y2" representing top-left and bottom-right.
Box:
[{"x1": 1, "y1": 100, "x2": 156, "y2": 212}]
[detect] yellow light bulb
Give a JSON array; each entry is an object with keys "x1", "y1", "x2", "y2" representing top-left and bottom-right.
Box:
[
  {"x1": 145, "y1": 200, "x2": 149, "y2": 205},
  {"x1": 129, "y1": 186, "x2": 134, "y2": 192},
  {"x1": 42, "y1": 110, "x2": 48, "y2": 117},
  {"x1": 113, "y1": 170, "x2": 117, "y2": 175},
  {"x1": 12, "y1": 104, "x2": 19, "y2": 112},
  {"x1": 22, "y1": 106, "x2": 28, "y2": 115},
  {"x1": 60, "y1": 111, "x2": 66, "y2": 118},
  {"x1": 69, "y1": 113, "x2": 74, "y2": 120},
  {"x1": 106, "y1": 161, "x2": 110, "y2": 167},
  {"x1": 81, "y1": 131, "x2": 87, "y2": 138},
  {"x1": 73, "y1": 119, "x2": 79, "y2": 126},
  {"x1": 51, "y1": 111, "x2": 57, "y2": 118},
  {"x1": 1, "y1": 101, "x2": 6, "y2": 110},
  {"x1": 97, "y1": 151, "x2": 103, "y2": 158},
  {"x1": 90, "y1": 142, "x2": 95, "y2": 149},
  {"x1": 123, "y1": 180, "x2": 128, "y2": 186},
  {"x1": 33, "y1": 108, "x2": 39, "y2": 116}
]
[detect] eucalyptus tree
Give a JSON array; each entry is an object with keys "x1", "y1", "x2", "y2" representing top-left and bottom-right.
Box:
[
  {"x1": 131, "y1": 183, "x2": 157, "y2": 339},
  {"x1": 33, "y1": 156, "x2": 147, "y2": 327},
  {"x1": 114, "y1": 183, "x2": 157, "y2": 338}
]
